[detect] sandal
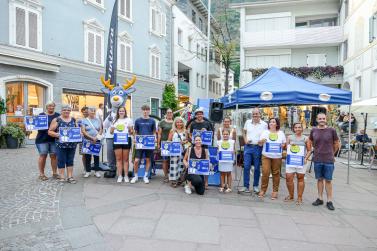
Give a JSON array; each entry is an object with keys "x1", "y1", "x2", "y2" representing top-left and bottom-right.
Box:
[
  {"x1": 258, "y1": 191, "x2": 265, "y2": 198},
  {"x1": 170, "y1": 182, "x2": 178, "y2": 188},
  {"x1": 225, "y1": 188, "x2": 232, "y2": 193},
  {"x1": 57, "y1": 176, "x2": 66, "y2": 182},
  {"x1": 52, "y1": 174, "x2": 59, "y2": 179},
  {"x1": 38, "y1": 175, "x2": 48, "y2": 181},
  {"x1": 296, "y1": 199, "x2": 303, "y2": 205},
  {"x1": 163, "y1": 176, "x2": 169, "y2": 183},
  {"x1": 67, "y1": 177, "x2": 77, "y2": 184},
  {"x1": 271, "y1": 192, "x2": 278, "y2": 200},
  {"x1": 284, "y1": 196, "x2": 294, "y2": 202},
  {"x1": 219, "y1": 187, "x2": 224, "y2": 193}
]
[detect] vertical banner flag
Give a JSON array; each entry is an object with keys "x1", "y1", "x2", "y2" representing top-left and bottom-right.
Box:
[{"x1": 103, "y1": 0, "x2": 119, "y2": 114}]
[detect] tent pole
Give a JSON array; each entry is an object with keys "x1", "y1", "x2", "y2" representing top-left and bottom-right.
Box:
[
  {"x1": 235, "y1": 104, "x2": 239, "y2": 181},
  {"x1": 347, "y1": 105, "x2": 351, "y2": 184}
]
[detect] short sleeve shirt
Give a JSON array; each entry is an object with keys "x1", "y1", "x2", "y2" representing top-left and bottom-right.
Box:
[
  {"x1": 260, "y1": 130, "x2": 286, "y2": 159},
  {"x1": 159, "y1": 120, "x2": 173, "y2": 141},
  {"x1": 190, "y1": 120, "x2": 213, "y2": 133},
  {"x1": 243, "y1": 119, "x2": 268, "y2": 144},
  {"x1": 309, "y1": 127, "x2": 339, "y2": 163},
  {"x1": 113, "y1": 118, "x2": 133, "y2": 137},
  {"x1": 35, "y1": 112, "x2": 60, "y2": 144},
  {"x1": 134, "y1": 118, "x2": 156, "y2": 135}
]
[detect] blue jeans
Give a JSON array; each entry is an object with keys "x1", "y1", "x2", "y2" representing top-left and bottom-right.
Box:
[
  {"x1": 36, "y1": 142, "x2": 57, "y2": 155},
  {"x1": 56, "y1": 147, "x2": 76, "y2": 169},
  {"x1": 243, "y1": 144, "x2": 262, "y2": 189}
]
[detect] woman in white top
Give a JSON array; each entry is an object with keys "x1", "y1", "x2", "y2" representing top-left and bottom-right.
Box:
[
  {"x1": 258, "y1": 118, "x2": 286, "y2": 200},
  {"x1": 168, "y1": 117, "x2": 188, "y2": 186},
  {"x1": 217, "y1": 116, "x2": 237, "y2": 141},
  {"x1": 285, "y1": 122, "x2": 312, "y2": 205},
  {"x1": 110, "y1": 107, "x2": 134, "y2": 183}
]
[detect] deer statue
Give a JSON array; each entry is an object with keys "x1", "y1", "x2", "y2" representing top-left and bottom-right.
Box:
[{"x1": 101, "y1": 75, "x2": 137, "y2": 178}]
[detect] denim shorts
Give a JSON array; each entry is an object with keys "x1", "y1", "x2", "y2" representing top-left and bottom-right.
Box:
[
  {"x1": 36, "y1": 142, "x2": 57, "y2": 155},
  {"x1": 314, "y1": 162, "x2": 335, "y2": 180}
]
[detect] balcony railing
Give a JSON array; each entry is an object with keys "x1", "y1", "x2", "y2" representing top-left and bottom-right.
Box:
[
  {"x1": 242, "y1": 26, "x2": 343, "y2": 48},
  {"x1": 209, "y1": 60, "x2": 221, "y2": 78}
]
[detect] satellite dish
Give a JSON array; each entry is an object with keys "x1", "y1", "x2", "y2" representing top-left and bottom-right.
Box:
[
  {"x1": 260, "y1": 91, "x2": 273, "y2": 101},
  {"x1": 319, "y1": 93, "x2": 331, "y2": 102}
]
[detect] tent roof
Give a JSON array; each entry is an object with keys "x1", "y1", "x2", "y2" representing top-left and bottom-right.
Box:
[{"x1": 221, "y1": 67, "x2": 352, "y2": 109}]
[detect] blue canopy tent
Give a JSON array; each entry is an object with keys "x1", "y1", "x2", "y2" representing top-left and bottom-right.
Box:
[
  {"x1": 221, "y1": 67, "x2": 352, "y2": 108},
  {"x1": 220, "y1": 67, "x2": 353, "y2": 183}
]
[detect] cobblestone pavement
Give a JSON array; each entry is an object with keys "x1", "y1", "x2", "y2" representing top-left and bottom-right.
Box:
[
  {"x1": 0, "y1": 147, "x2": 71, "y2": 250},
  {"x1": 2, "y1": 146, "x2": 377, "y2": 250}
]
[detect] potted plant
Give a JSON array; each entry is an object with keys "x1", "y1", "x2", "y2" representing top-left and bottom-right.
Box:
[{"x1": 1, "y1": 123, "x2": 26, "y2": 149}]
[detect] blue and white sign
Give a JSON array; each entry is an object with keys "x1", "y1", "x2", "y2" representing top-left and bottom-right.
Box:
[
  {"x1": 81, "y1": 139, "x2": 101, "y2": 156},
  {"x1": 161, "y1": 141, "x2": 182, "y2": 156},
  {"x1": 114, "y1": 133, "x2": 128, "y2": 145},
  {"x1": 265, "y1": 142, "x2": 282, "y2": 153},
  {"x1": 24, "y1": 115, "x2": 48, "y2": 131},
  {"x1": 59, "y1": 127, "x2": 82, "y2": 143},
  {"x1": 135, "y1": 135, "x2": 155, "y2": 150},
  {"x1": 192, "y1": 130, "x2": 213, "y2": 146},
  {"x1": 188, "y1": 159, "x2": 210, "y2": 175},
  {"x1": 208, "y1": 146, "x2": 218, "y2": 174},
  {"x1": 286, "y1": 145, "x2": 305, "y2": 168},
  {"x1": 218, "y1": 151, "x2": 234, "y2": 162}
]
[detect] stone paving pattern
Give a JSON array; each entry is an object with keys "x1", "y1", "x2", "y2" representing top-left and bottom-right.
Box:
[{"x1": 1, "y1": 146, "x2": 377, "y2": 250}]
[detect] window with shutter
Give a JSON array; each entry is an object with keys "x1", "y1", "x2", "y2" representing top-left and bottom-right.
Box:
[
  {"x1": 370, "y1": 13, "x2": 377, "y2": 43},
  {"x1": 126, "y1": 45, "x2": 131, "y2": 72},
  {"x1": 119, "y1": 0, "x2": 132, "y2": 20},
  {"x1": 156, "y1": 56, "x2": 160, "y2": 79},
  {"x1": 10, "y1": 2, "x2": 42, "y2": 50},
  {"x1": 84, "y1": 20, "x2": 104, "y2": 66},
  {"x1": 161, "y1": 13, "x2": 166, "y2": 36},
  {"x1": 16, "y1": 7, "x2": 26, "y2": 46}
]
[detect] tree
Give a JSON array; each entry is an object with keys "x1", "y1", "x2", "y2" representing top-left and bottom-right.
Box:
[
  {"x1": 211, "y1": 0, "x2": 239, "y2": 95},
  {"x1": 161, "y1": 83, "x2": 178, "y2": 111}
]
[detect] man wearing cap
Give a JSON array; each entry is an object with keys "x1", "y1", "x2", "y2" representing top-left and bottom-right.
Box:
[
  {"x1": 188, "y1": 107, "x2": 214, "y2": 142},
  {"x1": 240, "y1": 108, "x2": 268, "y2": 194}
]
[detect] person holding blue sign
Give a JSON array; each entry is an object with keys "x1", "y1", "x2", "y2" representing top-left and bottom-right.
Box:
[
  {"x1": 158, "y1": 108, "x2": 174, "y2": 183},
  {"x1": 183, "y1": 135, "x2": 209, "y2": 195},
  {"x1": 217, "y1": 129, "x2": 235, "y2": 193},
  {"x1": 258, "y1": 118, "x2": 286, "y2": 200},
  {"x1": 110, "y1": 107, "x2": 133, "y2": 183},
  {"x1": 78, "y1": 106, "x2": 89, "y2": 172},
  {"x1": 285, "y1": 122, "x2": 312, "y2": 205},
  {"x1": 81, "y1": 107, "x2": 103, "y2": 179},
  {"x1": 35, "y1": 101, "x2": 60, "y2": 181},
  {"x1": 131, "y1": 104, "x2": 156, "y2": 184},
  {"x1": 168, "y1": 117, "x2": 188, "y2": 186},
  {"x1": 48, "y1": 104, "x2": 80, "y2": 184}
]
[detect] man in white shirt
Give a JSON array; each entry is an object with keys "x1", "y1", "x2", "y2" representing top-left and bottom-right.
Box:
[{"x1": 240, "y1": 108, "x2": 268, "y2": 194}]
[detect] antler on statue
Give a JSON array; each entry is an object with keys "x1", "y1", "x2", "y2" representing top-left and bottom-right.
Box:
[
  {"x1": 100, "y1": 75, "x2": 115, "y2": 90},
  {"x1": 123, "y1": 76, "x2": 137, "y2": 90}
]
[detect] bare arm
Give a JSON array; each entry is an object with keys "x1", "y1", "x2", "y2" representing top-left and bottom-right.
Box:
[
  {"x1": 48, "y1": 118, "x2": 59, "y2": 138},
  {"x1": 305, "y1": 139, "x2": 313, "y2": 161},
  {"x1": 243, "y1": 129, "x2": 248, "y2": 145},
  {"x1": 333, "y1": 140, "x2": 340, "y2": 153},
  {"x1": 157, "y1": 127, "x2": 162, "y2": 148},
  {"x1": 168, "y1": 129, "x2": 174, "y2": 141},
  {"x1": 183, "y1": 148, "x2": 190, "y2": 168},
  {"x1": 217, "y1": 128, "x2": 221, "y2": 141}
]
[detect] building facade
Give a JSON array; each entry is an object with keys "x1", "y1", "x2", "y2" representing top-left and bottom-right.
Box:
[
  {"x1": 232, "y1": 0, "x2": 343, "y2": 88},
  {"x1": 0, "y1": 0, "x2": 174, "y2": 141},
  {"x1": 173, "y1": 0, "x2": 223, "y2": 105}
]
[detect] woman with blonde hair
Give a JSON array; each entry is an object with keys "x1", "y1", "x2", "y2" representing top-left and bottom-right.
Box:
[{"x1": 168, "y1": 116, "x2": 189, "y2": 186}]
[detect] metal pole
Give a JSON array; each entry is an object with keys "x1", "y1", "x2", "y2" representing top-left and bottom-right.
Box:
[
  {"x1": 361, "y1": 113, "x2": 367, "y2": 165},
  {"x1": 347, "y1": 105, "x2": 351, "y2": 184},
  {"x1": 235, "y1": 104, "x2": 239, "y2": 180},
  {"x1": 206, "y1": 0, "x2": 211, "y2": 98}
]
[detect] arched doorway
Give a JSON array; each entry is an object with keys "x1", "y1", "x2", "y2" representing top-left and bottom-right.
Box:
[{"x1": 0, "y1": 76, "x2": 53, "y2": 143}]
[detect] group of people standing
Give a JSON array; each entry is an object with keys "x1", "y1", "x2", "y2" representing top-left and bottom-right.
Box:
[{"x1": 35, "y1": 102, "x2": 339, "y2": 210}]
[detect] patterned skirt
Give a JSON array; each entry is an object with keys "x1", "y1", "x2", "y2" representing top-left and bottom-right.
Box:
[{"x1": 169, "y1": 153, "x2": 184, "y2": 181}]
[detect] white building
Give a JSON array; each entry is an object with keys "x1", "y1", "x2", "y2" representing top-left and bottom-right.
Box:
[
  {"x1": 173, "y1": 0, "x2": 223, "y2": 105},
  {"x1": 340, "y1": 0, "x2": 377, "y2": 137},
  {"x1": 231, "y1": 0, "x2": 343, "y2": 88}
]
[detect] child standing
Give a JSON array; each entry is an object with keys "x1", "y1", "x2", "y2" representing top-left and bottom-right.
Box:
[{"x1": 217, "y1": 129, "x2": 235, "y2": 193}]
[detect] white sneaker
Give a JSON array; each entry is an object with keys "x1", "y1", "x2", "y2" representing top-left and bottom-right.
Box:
[
  {"x1": 184, "y1": 184, "x2": 192, "y2": 194},
  {"x1": 130, "y1": 176, "x2": 138, "y2": 184},
  {"x1": 143, "y1": 176, "x2": 149, "y2": 184},
  {"x1": 124, "y1": 176, "x2": 130, "y2": 183},
  {"x1": 94, "y1": 172, "x2": 101, "y2": 178},
  {"x1": 83, "y1": 172, "x2": 90, "y2": 178},
  {"x1": 117, "y1": 176, "x2": 123, "y2": 183}
]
